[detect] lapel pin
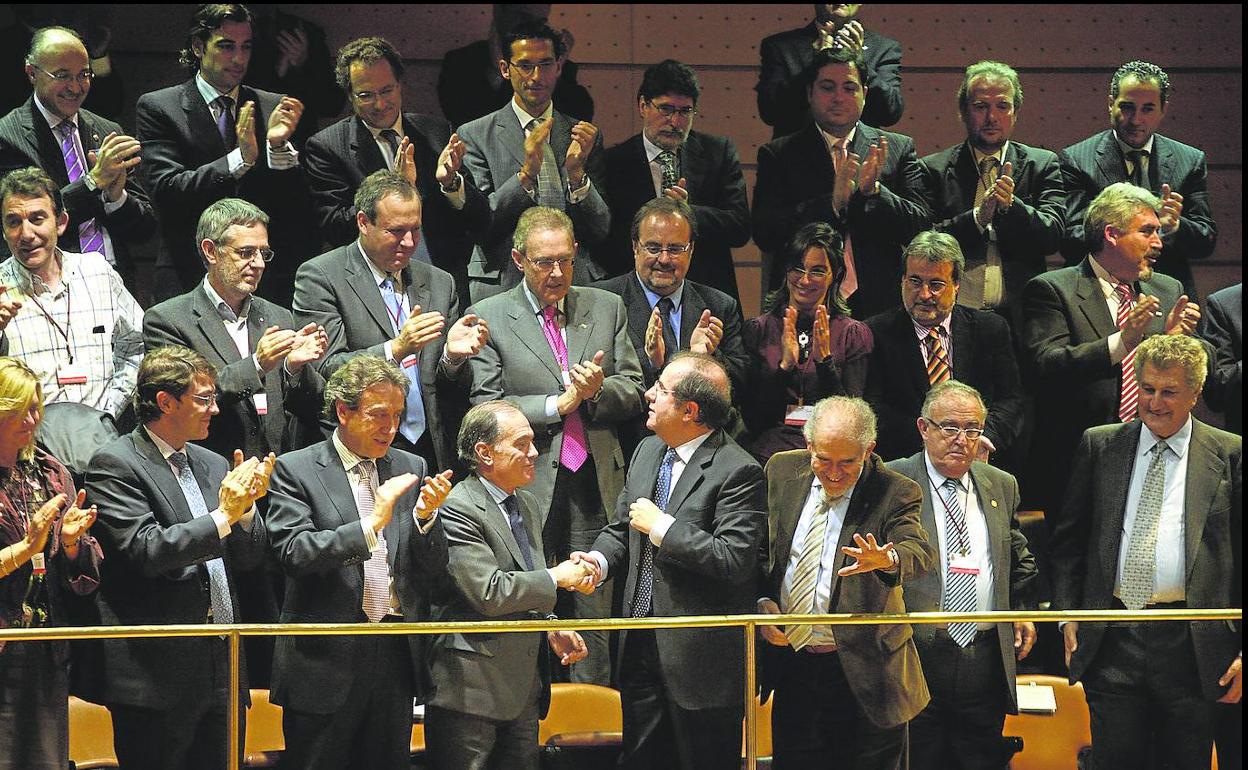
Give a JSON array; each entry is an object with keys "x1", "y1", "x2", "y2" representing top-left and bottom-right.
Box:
[{"x1": 991, "y1": 500, "x2": 998, "y2": 508}]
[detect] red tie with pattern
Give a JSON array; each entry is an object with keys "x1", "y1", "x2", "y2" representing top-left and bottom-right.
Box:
[{"x1": 1116, "y1": 283, "x2": 1139, "y2": 422}]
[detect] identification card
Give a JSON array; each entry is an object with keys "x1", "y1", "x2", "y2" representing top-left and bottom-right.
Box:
[
  {"x1": 400, "y1": 354, "x2": 419, "y2": 369},
  {"x1": 949, "y1": 554, "x2": 980, "y2": 576},
  {"x1": 253, "y1": 393, "x2": 269, "y2": 415},
  {"x1": 784, "y1": 403, "x2": 814, "y2": 426},
  {"x1": 56, "y1": 363, "x2": 88, "y2": 386}
]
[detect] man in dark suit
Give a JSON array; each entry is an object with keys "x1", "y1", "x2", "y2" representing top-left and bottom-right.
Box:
[
  {"x1": 265, "y1": 355, "x2": 453, "y2": 770},
  {"x1": 1023, "y1": 182, "x2": 1202, "y2": 518},
  {"x1": 1059, "y1": 60, "x2": 1217, "y2": 298},
  {"x1": 466, "y1": 205, "x2": 645, "y2": 685},
  {"x1": 294, "y1": 170, "x2": 489, "y2": 473},
  {"x1": 144, "y1": 198, "x2": 326, "y2": 461},
  {"x1": 457, "y1": 19, "x2": 609, "y2": 302},
  {"x1": 756, "y1": 4, "x2": 904, "y2": 137},
  {"x1": 919, "y1": 61, "x2": 1065, "y2": 331},
  {"x1": 887, "y1": 381, "x2": 1038, "y2": 770},
  {"x1": 576, "y1": 352, "x2": 766, "y2": 770},
  {"x1": 865, "y1": 231, "x2": 1024, "y2": 464},
  {"x1": 425, "y1": 400, "x2": 590, "y2": 770},
  {"x1": 601, "y1": 59, "x2": 749, "y2": 301},
  {"x1": 753, "y1": 46, "x2": 929, "y2": 320},
  {"x1": 758, "y1": 395, "x2": 934, "y2": 770},
  {"x1": 84, "y1": 345, "x2": 274, "y2": 770},
  {"x1": 1051, "y1": 334, "x2": 1241, "y2": 770},
  {"x1": 303, "y1": 36, "x2": 489, "y2": 299},
  {"x1": 1200, "y1": 283, "x2": 1241, "y2": 436},
  {"x1": 0, "y1": 27, "x2": 154, "y2": 286},
  {"x1": 136, "y1": 3, "x2": 316, "y2": 305}
]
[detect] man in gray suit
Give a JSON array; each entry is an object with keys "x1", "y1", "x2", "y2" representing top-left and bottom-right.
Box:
[
  {"x1": 457, "y1": 19, "x2": 609, "y2": 302},
  {"x1": 426, "y1": 400, "x2": 590, "y2": 770},
  {"x1": 466, "y1": 205, "x2": 645, "y2": 684},
  {"x1": 888, "y1": 381, "x2": 1038, "y2": 770},
  {"x1": 293, "y1": 169, "x2": 489, "y2": 472},
  {"x1": 1051, "y1": 334, "x2": 1241, "y2": 770}
]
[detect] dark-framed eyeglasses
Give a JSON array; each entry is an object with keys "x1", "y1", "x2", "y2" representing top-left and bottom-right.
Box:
[
  {"x1": 640, "y1": 242, "x2": 693, "y2": 257},
  {"x1": 509, "y1": 59, "x2": 558, "y2": 76},
  {"x1": 923, "y1": 418, "x2": 983, "y2": 441},
  {"x1": 646, "y1": 100, "x2": 697, "y2": 119},
  {"x1": 218, "y1": 244, "x2": 275, "y2": 263}
]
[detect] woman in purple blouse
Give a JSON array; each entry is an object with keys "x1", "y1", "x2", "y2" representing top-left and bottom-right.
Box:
[{"x1": 743, "y1": 222, "x2": 873, "y2": 462}]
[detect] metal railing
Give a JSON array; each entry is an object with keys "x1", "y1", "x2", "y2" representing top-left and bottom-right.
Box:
[{"x1": 3, "y1": 607, "x2": 1240, "y2": 770}]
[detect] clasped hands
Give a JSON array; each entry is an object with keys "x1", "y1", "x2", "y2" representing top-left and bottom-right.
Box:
[
  {"x1": 236, "y1": 97, "x2": 305, "y2": 166},
  {"x1": 521, "y1": 117, "x2": 599, "y2": 190},
  {"x1": 255, "y1": 323, "x2": 329, "y2": 374},
  {"x1": 832, "y1": 135, "x2": 889, "y2": 213},
  {"x1": 23, "y1": 490, "x2": 98, "y2": 560},
  {"x1": 975, "y1": 161, "x2": 1016, "y2": 225},
  {"x1": 218, "y1": 451, "x2": 278, "y2": 524},
  {"x1": 1120, "y1": 293, "x2": 1201, "y2": 348},
  {"x1": 779, "y1": 305, "x2": 832, "y2": 371},
  {"x1": 644, "y1": 308, "x2": 723, "y2": 368},
  {"x1": 557, "y1": 350, "x2": 606, "y2": 416}
]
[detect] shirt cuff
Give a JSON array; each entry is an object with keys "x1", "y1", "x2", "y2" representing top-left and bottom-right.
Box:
[
  {"x1": 649, "y1": 513, "x2": 676, "y2": 547},
  {"x1": 266, "y1": 142, "x2": 299, "y2": 169},
  {"x1": 413, "y1": 507, "x2": 439, "y2": 534},
  {"x1": 588, "y1": 550, "x2": 609, "y2": 583},
  {"x1": 443, "y1": 174, "x2": 467, "y2": 210},
  {"x1": 384, "y1": 341, "x2": 396, "y2": 363},
  {"x1": 209, "y1": 509, "x2": 231, "y2": 539},
  {"x1": 544, "y1": 568, "x2": 559, "y2": 587},
  {"x1": 545, "y1": 395, "x2": 559, "y2": 419},
  {"x1": 103, "y1": 190, "x2": 127, "y2": 212},
  {"x1": 237, "y1": 505, "x2": 257, "y2": 531},
  {"x1": 440, "y1": 349, "x2": 466, "y2": 374},
  {"x1": 568, "y1": 177, "x2": 591, "y2": 204},
  {"x1": 360, "y1": 518, "x2": 379, "y2": 550},
  {"x1": 1108, "y1": 331, "x2": 1129, "y2": 365},
  {"x1": 228, "y1": 147, "x2": 249, "y2": 177}
]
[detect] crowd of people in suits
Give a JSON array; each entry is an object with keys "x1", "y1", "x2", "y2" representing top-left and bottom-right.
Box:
[{"x1": 0, "y1": 4, "x2": 1240, "y2": 770}]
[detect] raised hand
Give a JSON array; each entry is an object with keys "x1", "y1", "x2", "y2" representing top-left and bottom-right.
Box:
[
  {"x1": 0, "y1": 286, "x2": 23, "y2": 332},
  {"x1": 780, "y1": 306, "x2": 800, "y2": 371},
  {"x1": 237, "y1": 101, "x2": 258, "y2": 165},
  {"x1": 394, "y1": 307, "x2": 447, "y2": 359},
  {"x1": 219, "y1": 456, "x2": 261, "y2": 523},
  {"x1": 564, "y1": 121, "x2": 599, "y2": 184},
  {"x1": 414, "y1": 469, "x2": 454, "y2": 520},
  {"x1": 286, "y1": 323, "x2": 329, "y2": 371},
  {"x1": 856, "y1": 136, "x2": 889, "y2": 196},
  {"x1": 689, "y1": 309, "x2": 724, "y2": 355},
  {"x1": 837, "y1": 532, "x2": 895, "y2": 576},
  {"x1": 266, "y1": 96, "x2": 305, "y2": 148},
  {"x1": 88, "y1": 131, "x2": 142, "y2": 201},
  {"x1": 1163, "y1": 294, "x2": 1200, "y2": 336},
  {"x1": 521, "y1": 117, "x2": 553, "y2": 185},
  {"x1": 437, "y1": 133, "x2": 467, "y2": 188},
  {"x1": 831, "y1": 150, "x2": 860, "y2": 213},
  {"x1": 662, "y1": 176, "x2": 689, "y2": 202},
  {"x1": 570, "y1": 350, "x2": 606, "y2": 401},
  {"x1": 1158, "y1": 183, "x2": 1184, "y2": 235},
  {"x1": 394, "y1": 136, "x2": 417, "y2": 187},
  {"x1": 274, "y1": 25, "x2": 310, "y2": 77},
  {"x1": 1121, "y1": 294, "x2": 1162, "y2": 348},
  {"x1": 26, "y1": 493, "x2": 68, "y2": 554},
  {"x1": 255, "y1": 326, "x2": 298, "y2": 373},
  {"x1": 371, "y1": 473, "x2": 421, "y2": 533},
  {"x1": 644, "y1": 306, "x2": 667, "y2": 369},
  {"x1": 811, "y1": 305, "x2": 832, "y2": 363},
  {"x1": 444, "y1": 314, "x2": 490, "y2": 361}
]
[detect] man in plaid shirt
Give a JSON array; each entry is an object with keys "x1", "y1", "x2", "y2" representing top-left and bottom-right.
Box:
[{"x1": 0, "y1": 166, "x2": 143, "y2": 418}]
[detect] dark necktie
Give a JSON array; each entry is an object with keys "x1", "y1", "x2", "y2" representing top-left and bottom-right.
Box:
[
  {"x1": 380, "y1": 128, "x2": 401, "y2": 168},
  {"x1": 503, "y1": 495, "x2": 535, "y2": 571},
  {"x1": 215, "y1": 95, "x2": 237, "y2": 150},
  {"x1": 1126, "y1": 149, "x2": 1149, "y2": 189},
  {"x1": 630, "y1": 448, "x2": 677, "y2": 618},
  {"x1": 655, "y1": 296, "x2": 679, "y2": 360},
  {"x1": 656, "y1": 150, "x2": 679, "y2": 190}
]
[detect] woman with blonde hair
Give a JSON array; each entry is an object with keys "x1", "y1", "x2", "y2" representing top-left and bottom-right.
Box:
[{"x1": 0, "y1": 357, "x2": 102, "y2": 770}]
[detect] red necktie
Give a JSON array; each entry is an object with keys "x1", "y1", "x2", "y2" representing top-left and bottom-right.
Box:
[{"x1": 1116, "y1": 283, "x2": 1139, "y2": 422}]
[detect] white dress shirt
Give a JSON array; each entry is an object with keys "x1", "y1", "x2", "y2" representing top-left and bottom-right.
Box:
[
  {"x1": 778, "y1": 477, "x2": 856, "y2": 646},
  {"x1": 195, "y1": 73, "x2": 298, "y2": 175},
  {"x1": 924, "y1": 453, "x2": 995, "y2": 628}
]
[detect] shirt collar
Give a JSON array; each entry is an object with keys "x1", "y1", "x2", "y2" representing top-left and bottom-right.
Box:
[
  {"x1": 12, "y1": 248, "x2": 74, "y2": 296},
  {"x1": 144, "y1": 425, "x2": 182, "y2": 460},
  {"x1": 32, "y1": 95, "x2": 76, "y2": 131},
  {"x1": 520, "y1": 280, "x2": 566, "y2": 317},
  {"x1": 817, "y1": 123, "x2": 857, "y2": 155},
  {"x1": 912, "y1": 312, "x2": 953, "y2": 342},
  {"x1": 923, "y1": 450, "x2": 970, "y2": 491},
  {"x1": 360, "y1": 113, "x2": 404, "y2": 142},
  {"x1": 671, "y1": 430, "x2": 712, "y2": 465},
  {"x1": 511, "y1": 98, "x2": 553, "y2": 131},
  {"x1": 969, "y1": 141, "x2": 1009, "y2": 168},
  {"x1": 195, "y1": 72, "x2": 240, "y2": 105},
  {"x1": 809, "y1": 475, "x2": 859, "y2": 507},
  {"x1": 1113, "y1": 131, "x2": 1155, "y2": 158},
  {"x1": 331, "y1": 430, "x2": 373, "y2": 475},
  {"x1": 201, "y1": 277, "x2": 251, "y2": 320},
  {"x1": 1139, "y1": 414, "x2": 1193, "y2": 460},
  {"x1": 642, "y1": 133, "x2": 677, "y2": 163},
  {"x1": 477, "y1": 475, "x2": 511, "y2": 506},
  {"x1": 356, "y1": 241, "x2": 398, "y2": 288},
  {"x1": 1088, "y1": 255, "x2": 1131, "y2": 300},
  {"x1": 636, "y1": 273, "x2": 685, "y2": 312}
]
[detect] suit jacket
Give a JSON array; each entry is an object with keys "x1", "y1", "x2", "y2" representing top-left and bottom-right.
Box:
[
  {"x1": 1050, "y1": 419, "x2": 1241, "y2": 701},
  {"x1": 887, "y1": 453, "x2": 1038, "y2": 713},
  {"x1": 753, "y1": 121, "x2": 930, "y2": 320},
  {"x1": 292, "y1": 243, "x2": 461, "y2": 470},
  {"x1": 457, "y1": 103, "x2": 610, "y2": 298},
  {"x1": 759, "y1": 450, "x2": 934, "y2": 728},
  {"x1": 1022, "y1": 257, "x2": 1184, "y2": 511},
  {"x1": 756, "y1": 22, "x2": 905, "y2": 137},
  {"x1": 143, "y1": 287, "x2": 324, "y2": 460},
  {"x1": 0, "y1": 97, "x2": 156, "y2": 268},
  {"x1": 864, "y1": 305, "x2": 1025, "y2": 461},
  {"x1": 302, "y1": 112, "x2": 489, "y2": 278},
  {"x1": 1200, "y1": 283, "x2": 1242, "y2": 435},
  {"x1": 1059, "y1": 130, "x2": 1217, "y2": 297},
  {"x1": 592, "y1": 430, "x2": 767, "y2": 710},
  {"x1": 265, "y1": 439, "x2": 449, "y2": 713},
  {"x1": 919, "y1": 140, "x2": 1065, "y2": 327},
  {"x1": 428, "y1": 476, "x2": 556, "y2": 721},
  {"x1": 466, "y1": 284, "x2": 645, "y2": 525},
  {"x1": 83, "y1": 428, "x2": 267, "y2": 708},
  {"x1": 136, "y1": 79, "x2": 319, "y2": 298},
  {"x1": 601, "y1": 131, "x2": 750, "y2": 300}
]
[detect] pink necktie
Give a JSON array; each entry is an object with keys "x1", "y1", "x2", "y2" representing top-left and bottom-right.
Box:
[
  {"x1": 833, "y1": 142, "x2": 858, "y2": 299},
  {"x1": 541, "y1": 305, "x2": 589, "y2": 471}
]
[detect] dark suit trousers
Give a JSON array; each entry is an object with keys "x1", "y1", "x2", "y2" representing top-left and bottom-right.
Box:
[
  {"x1": 771, "y1": 646, "x2": 907, "y2": 770},
  {"x1": 909, "y1": 629, "x2": 1011, "y2": 770},
  {"x1": 425, "y1": 695, "x2": 542, "y2": 770},
  {"x1": 278, "y1": 630, "x2": 413, "y2": 770},
  {"x1": 1083, "y1": 621, "x2": 1215, "y2": 770},
  {"x1": 618, "y1": 629, "x2": 743, "y2": 770},
  {"x1": 110, "y1": 698, "x2": 246, "y2": 770}
]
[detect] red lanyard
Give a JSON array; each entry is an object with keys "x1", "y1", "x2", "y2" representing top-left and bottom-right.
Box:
[{"x1": 25, "y1": 278, "x2": 74, "y2": 363}]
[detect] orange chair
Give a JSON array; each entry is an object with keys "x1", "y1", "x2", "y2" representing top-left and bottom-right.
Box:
[
  {"x1": 244, "y1": 689, "x2": 285, "y2": 768},
  {"x1": 68, "y1": 696, "x2": 119, "y2": 770},
  {"x1": 1004, "y1": 674, "x2": 1091, "y2": 770},
  {"x1": 538, "y1": 683, "x2": 624, "y2": 748},
  {"x1": 742, "y1": 694, "x2": 774, "y2": 764}
]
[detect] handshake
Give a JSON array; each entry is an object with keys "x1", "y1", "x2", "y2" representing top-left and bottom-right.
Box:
[{"x1": 550, "y1": 551, "x2": 603, "y2": 594}]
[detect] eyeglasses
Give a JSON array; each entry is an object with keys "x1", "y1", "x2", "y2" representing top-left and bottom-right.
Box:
[
  {"x1": 352, "y1": 84, "x2": 398, "y2": 104},
  {"x1": 525, "y1": 255, "x2": 574, "y2": 273},
  {"x1": 640, "y1": 242, "x2": 693, "y2": 257},
  {"x1": 646, "y1": 101, "x2": 697, "y2": 119},
  {"x1": 789, "y1": 266, "x2": 832, "y2": 280},
  {"x1": 185, "y1": 392, "x2": 219, "y2": 407},
  {"x1": 653, "y1": 380, "x2": 679, "y2": 399},
  {"x1": 923, "y1": 418, "x2": 983, "y2": 441},
  {"x1": 218, "y1": 244, "x2": 275, "y2": 263},
  {"x1": 905, "y1": 276, "x2": 950, "y2": 294},
  {"x1": 509, "y1": 59, "x2": 558, "y2": 76},
  {"x1": 33, "y1": 66, "x2": 94, "y2": 86}
]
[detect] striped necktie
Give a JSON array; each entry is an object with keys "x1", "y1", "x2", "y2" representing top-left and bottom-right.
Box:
[
  {"x1": 940, "y1": 477, "x2": 977, "y2": 646},
  {"x1": 53, "y1": 121, "x2": 105, "y2": 257},
  {"x1": 1116, "y1": 283, "x2": 1139, "y2": 422},
  {"x1": 355, "y1": 460, "x2": 391, "y2": 622},
  {"x1": 785, "y1": 490, "x2": 834, "y2": 651},
  {"x1": 925, "y1": 328, "x2": 951, "y2": 385}
]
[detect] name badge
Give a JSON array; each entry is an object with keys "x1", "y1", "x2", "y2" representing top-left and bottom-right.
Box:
[
  {"x1": 949, "y1": 554, "x2": 980, "y2": 576},
  {"x1": 253, "y1": 392, "x2": 268, "y2": 415},
  {"x1": 400, "y1": 354, "x2": 419, "y2": 369},
  {"x1": 562, "y1": 369, "x2": 572, "y2": 388},
  {"x1": 784, "y1": 404, "x2": 814, "y2": 426},
  {"x1": 56, "y1": 363, "x2": 88, "y2": 386}
]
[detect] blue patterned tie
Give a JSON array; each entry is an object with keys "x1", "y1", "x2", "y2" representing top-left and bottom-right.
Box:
[
  {"x1": 380, "y1": 275, "x2": 427, "y2": 444},
  {"x1": 941, "y1": 478, "x2": 976, "y2": 646},
  {"x1": 630, "y1": 448, "x2": 677, "y2": 617},
  {"x1": 169, "y1": 451, "x2": 233, "y2": 624}
]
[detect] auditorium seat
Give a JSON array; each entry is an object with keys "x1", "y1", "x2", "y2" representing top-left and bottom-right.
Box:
[
  {"x1": 244, "y1": 689, "x2": 285, "y2": 768},
  {"x1": 68, "y1": 696, "x2": 119, "y2": 770},
  {"x1": 1004, "y1": 674, "x2": 1090, "y2": 770},
  {"x1": 538, "y1": 683, "x2": 624, "y2": 747}
]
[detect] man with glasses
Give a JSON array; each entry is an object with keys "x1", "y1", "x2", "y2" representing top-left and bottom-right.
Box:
[
  {"x1": 458, "y1": 19, "x2": 609, "y2": 302},
  {"x1": 466, "y1": 206, "x2": 644, "y2": 685},
  {"x1": 0, "y1": 26, "x2": 155, "y2": 294},
  {"x1": 887, "y1": 380, "x2": 1038, "y2": 770},
  {"x1": 294, "y1": 170, "x2": 488, "y2": 474},
  {"x1": 84, "y1": 344, "x2": 276, "y2": 770},
  {"x1": 863, "y1": 230, "x2": 1024, "y2": 464},
  {"x1": 602, "y1": 59, "x2": 749, "y2": 302},
  {"x1": 304, "y1": 36, "x2": 488, "y2": 300}
]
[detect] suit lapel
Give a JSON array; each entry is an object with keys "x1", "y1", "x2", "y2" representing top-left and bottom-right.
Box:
[
  {"x1": 550, "y1": 111, "x2": 573, "y2": 186},
  {"x1": 22, "y1": 99, "x2": 70, "y2": 189},
  {"x1": 1098, "y1": 423, "x2": 1143, "y2": 591},
  {"x1": 621, "y1": 277, "x2": 653, "y2": 353},
  {"x1": 314, "y1": 442, "x2": 360, "y2": 529},
  {"x1": 950, "y1": 307, "x2": 973, "y2": 381},
  {"x1": 351, "y1": 116, "x2": 388, "y2": 176},
  {"x1": 1094, "y1": 130, "x2": 1128, "y2": 186},
  {"x1": 664, "y1": 431, "x2": 720, "y2": 516},
  {"x1": 132, "y1": 430, "x2": 195, "y2": 525},
  {"x1": 889, "y1": 309, "x2": 930, "y2": 396},
  {"x1": 680, "y1": 132, "x2": 702, "y2": 195},
  {"x1": 377, "y1": 455, "x2": 409, "y2": 573},
  {"x1": 678, "y1": 284, "x2": 702, "y2": 348},
  {"x1": 828, "y1": 456, "x2": 884, "y2": 603},
  {"x1": 1075, "y1": 259, "x2": 1117, "y2": 338},
  {"x1": 344, "y1": 246, "x2": 396, "y2": 336},
  {"x1": 950, "y1": 142, "x2": 980, "y2": 211},
  {"x1": 470, "y1": 476, "x2": 532, "y2": 570},
  {"x1": 969, "y1": 463, "x2": 1007, "y2": 568},
  {"x1": 773, "y1": 465, "x2": 813, "y2": 581},
  {"x1": 180, "y1": 78, "x2": 228, "y2": 156},
  {"x1": 1182, "y1": 422, "x2": 1223, "y2": 583},
  {"x1": 505, "y1": 286, "x2": 564, "y2": 382},
  {"x1": 192, "y1": 289, "x2": 246, "y2": 364},
  {"x1": 497, "y1": 106, "x2": 527, "y2": 168}
]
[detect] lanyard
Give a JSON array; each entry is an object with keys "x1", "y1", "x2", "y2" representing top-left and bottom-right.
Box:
[
  {"x1": 381, "y1": 280, "x2": 407, "y2": 333},
  {"x1": 25, "y1": 278, "x2": 74, "y2": 363},
  {"x1": 928, "y1": 473, "x2": 971, "y2": 555}
]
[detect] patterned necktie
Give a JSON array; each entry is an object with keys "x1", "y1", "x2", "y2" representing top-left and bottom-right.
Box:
[
  {"x1": 379, "y1": 128, "x2": 401, "y2": 168},
  {"x1": 631, "y1": 447, "x2": 677, "y2": 618},
  {"x1": 380, "y1": 275, "x2": 427, "y2": 443},
  {"x1": 355, "y1": 460, "x2": 391, "y2": 622},
  {"x1": 656, "y1": 150, "x2": 679, "y2": 191},
  {"x1": 655, "y1": 296, "x2": 679, "y2": 361},
  {"x1": 1126, "y1": 149, "x2": 1149, "y2": 190},
  {"x1": 168, "y1": 451, "x2": 233, "y2": 624},
  {"x1": 832, "y1": 141, "x2": 858, "y2": 299},
  {"x1": 925, "y1": 328, "x2": 951, "y2": 385},
  {"x1": 785, "y1": 490, "x2": 834, "y2": 650},
  {"x1": 526, "y1": 117, "x2": 565, "y2": 209},
  {"x1": 967, "y1": 157, "x2": 1003, "y2": 308},
  {"x1": 53, "y1": 121, "x2": 105, "y2": 257},
  {"x1": 540, "y1": 304, "x2": 589, "y2": 471},
  {"x1": 1115, "y1": 283, "x2": 1139, "y2": 422},
  {"x1": 940, "y1": 477, "x2": 978, "y2": 646},
  {"x1": 215, "y1": 95, "x2": 237, "y2": 150},
  {"x1": 1119, "y1": 441, "x2": 1170, "y2": 610},
  {"x1": 503, "y1": 495, "x2": 535, "y2": 571}
]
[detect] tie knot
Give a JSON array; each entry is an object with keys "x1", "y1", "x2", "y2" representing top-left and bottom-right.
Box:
[
  {"x1": 927, "y1": 327, "x2": 943, "y2": 342},
  {"x1": 542, "y1": 304, "x2": 559, "y2": 324},
  {"x1": 169, "y1": 451, "x2": 189, "y2": 472},
  {"x1": 979, "y1": 156, "x2": 999, "y2": 175},
  {"x1": 503, "y1": 494, "x2": 520, "y2": 516},
  {"x1": 527, "y1": 117, "x2": 545, "y2": 132},
  {"x1": 216, "y1": 301, "x2": 239, "y2": 323},
  {"x1": 656, "y1": 296, "x2": 675, "y2": 315},
  {"x1": 662, "y1": 447, "x2": 678, "y2": 468},
  {"x1": 355, "y1": 459, "x2": 376, "y2": 480},
  {"x1": 216, "y1": 94, "x2": 234, "y2": 113},
  {"x1": 657, "y1": 150, "x2": 676, "y2": 165},
  {"x1": 55, "y1": 120, "x2": 75, "y2": 139},
  {"x1": 1115, "y1": 283, "x2": 1135, "y2": 303},
  {"x1": 1152, "y1": 439, "x2": 1170, "y2": 457},
  {"x1": 1127, "y1": 149, "x2": 1148, "y2": 162},
  {"x1": 942, "y1": 477, "x2": 961, "y2": 494},
  {"x1": 380, "y1": 128, "x2": 399, "y2": 142}
]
